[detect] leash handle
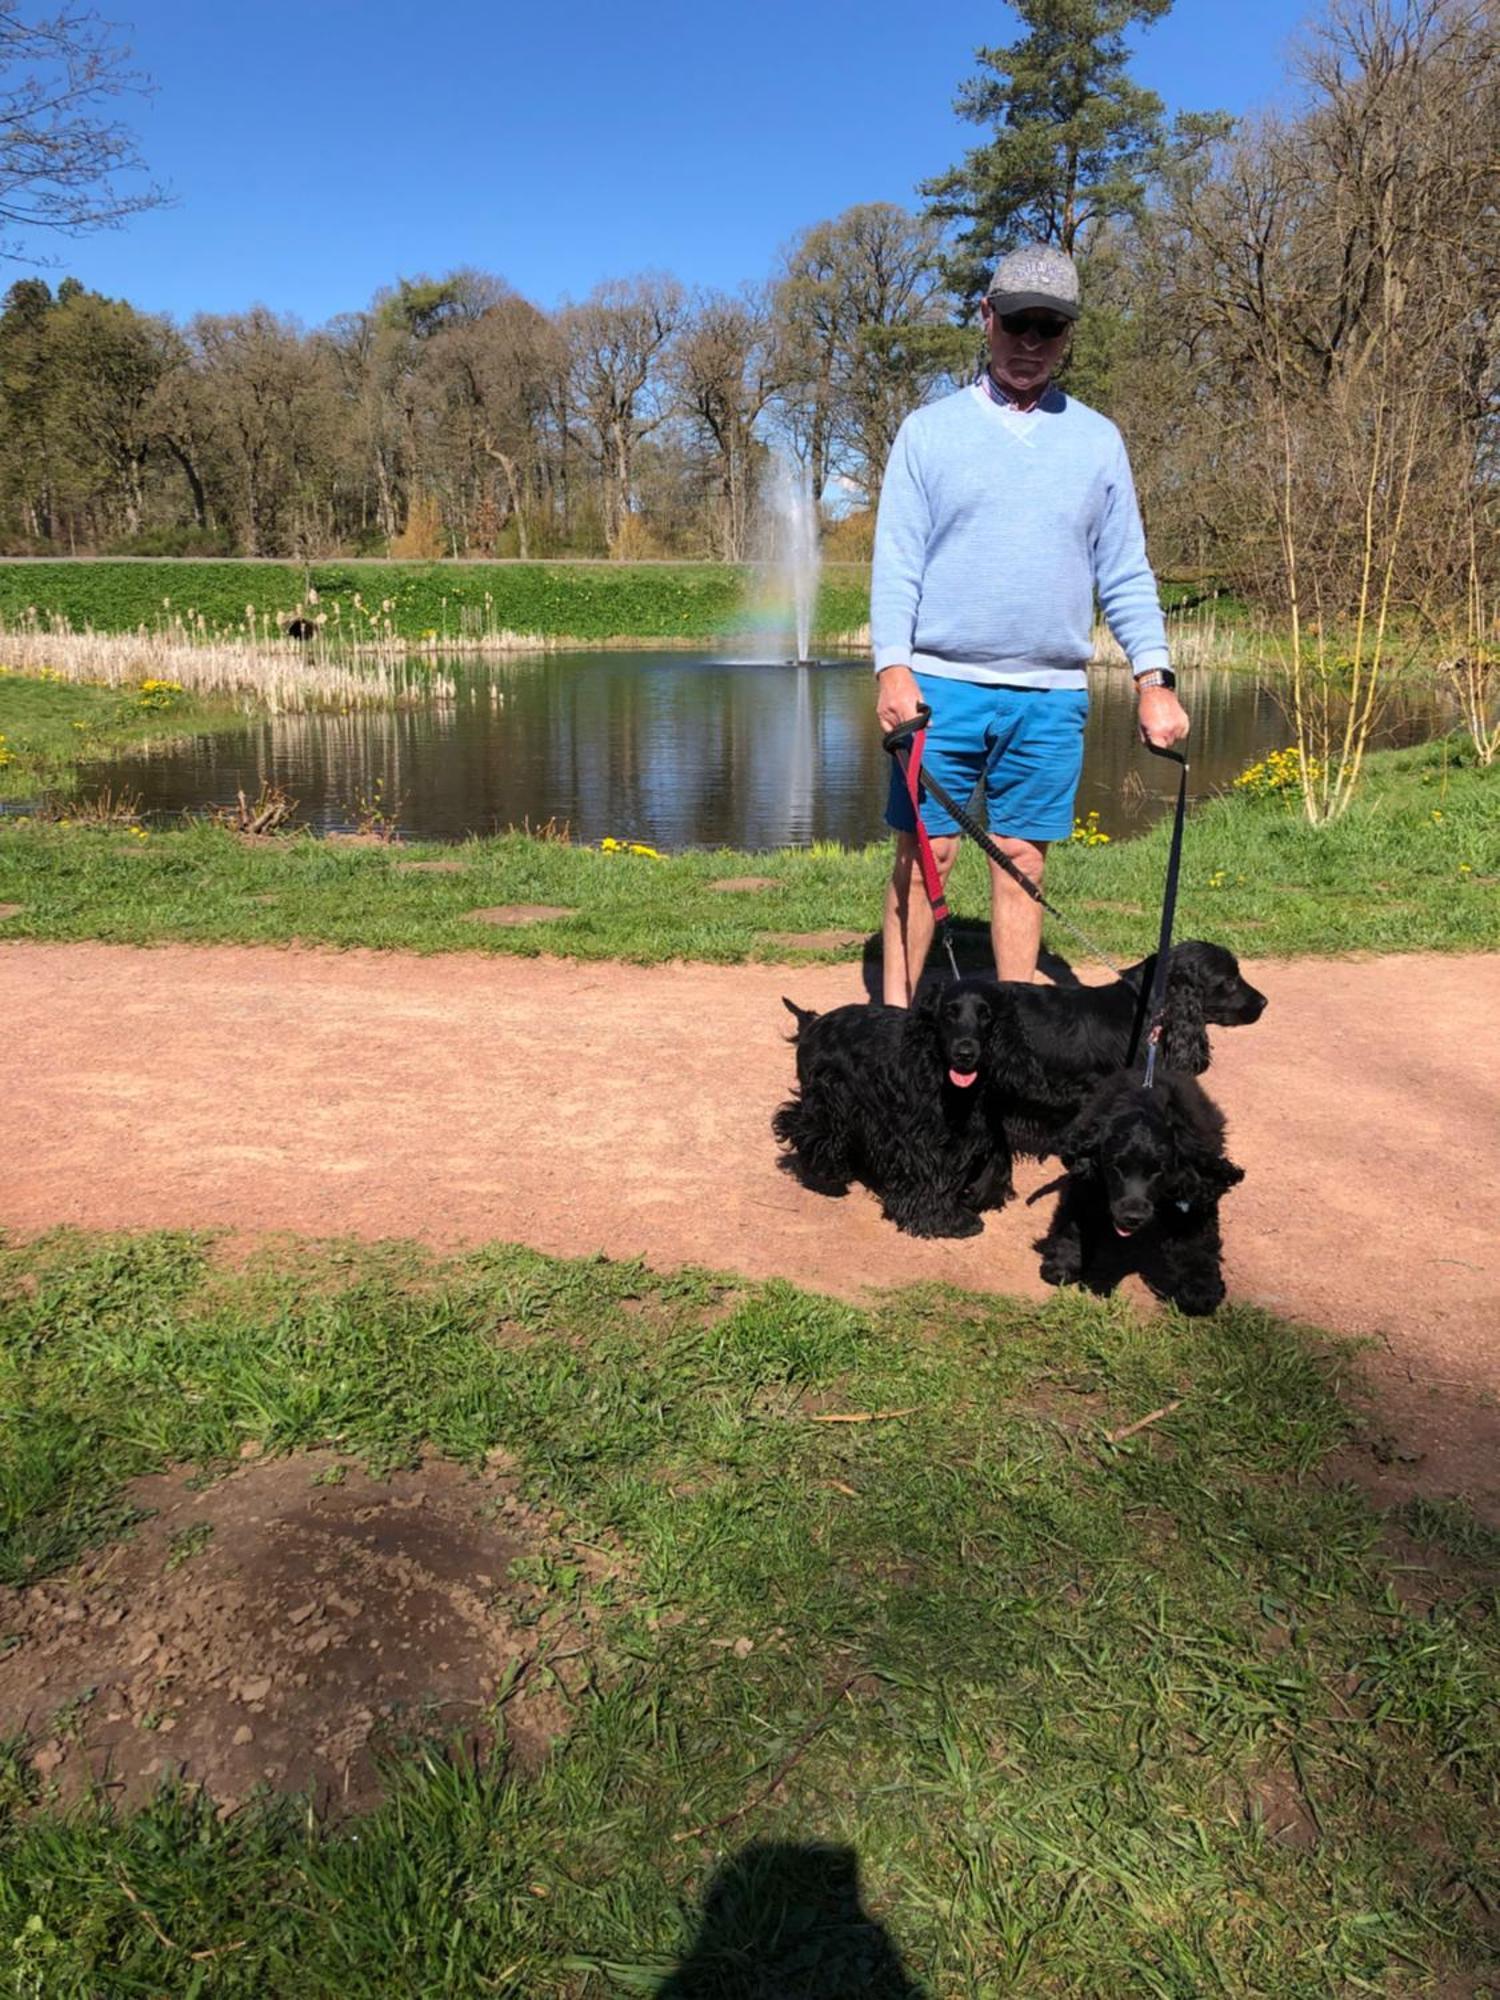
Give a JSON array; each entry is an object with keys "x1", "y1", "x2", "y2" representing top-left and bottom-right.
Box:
[{"x1": 880, "y1": 702, "x2": 933, "y2": 758}]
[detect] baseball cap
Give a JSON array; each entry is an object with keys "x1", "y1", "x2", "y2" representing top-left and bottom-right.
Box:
[{"x1": 984, "y1": 244, "x2": 1081, "y2": 320}]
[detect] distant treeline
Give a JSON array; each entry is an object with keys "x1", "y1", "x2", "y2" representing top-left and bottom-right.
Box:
[{"x1": 0, "y1": 0, "x2": 1493, "y2": 647}]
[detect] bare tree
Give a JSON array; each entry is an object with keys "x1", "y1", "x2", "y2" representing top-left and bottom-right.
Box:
[
  {"x1": 672, "y1": 287, "x2": 782, "y2": 559},
  {"x1": 422, "y1": 287, "x2": 561, "y2": 556},
  {"x1": 190, "y1": 308, "x2": 339, "y2": 557},
  {"x1": 0, "y1": 1, "x2": 166, "y2": 261},
  {"x1": 771, "y1": 204, "x2": 954, "y2": 506},
  {"x1": 562, "y1": 274, "x2": 684, "y2": 551}
]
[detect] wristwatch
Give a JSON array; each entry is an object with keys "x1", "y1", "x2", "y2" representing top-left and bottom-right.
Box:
[{"x1": 1136, "y1": 668, "x2": 1177, "y2": 691}]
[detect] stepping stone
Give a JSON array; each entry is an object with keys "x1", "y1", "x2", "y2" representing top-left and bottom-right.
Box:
[
  {"x1": 0, "y1": 904, "x2": 22, "y2": 920},
  {"x1": 764, "y1": 929, "x2": 867, "y2": 950},
  {"x1": 463, "y1": 905, "x2": 576, "y2": 926},
  {"x1": 393, "y1": 860, "x2": 466, "y2": 874},
  {"x1": 710, "y1": 875, "x2": 778, "y2": 892}
]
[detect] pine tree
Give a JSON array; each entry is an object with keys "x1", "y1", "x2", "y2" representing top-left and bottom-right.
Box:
[{"x1": 922, "y1": 0, "x2": 1185, "y2": 306}]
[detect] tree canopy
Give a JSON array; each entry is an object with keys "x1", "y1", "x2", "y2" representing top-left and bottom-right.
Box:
[{"x1": 922, "y1": 0, "x2": 1211, "y2": 303}]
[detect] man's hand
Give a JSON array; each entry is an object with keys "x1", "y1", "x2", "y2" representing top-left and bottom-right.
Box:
[
  {"x1": 1137, "y1": 685, "x2": 1190, "y2": 750},
  {"x1": 876, "y1": 663, "x2": 922, "y2": 736}
]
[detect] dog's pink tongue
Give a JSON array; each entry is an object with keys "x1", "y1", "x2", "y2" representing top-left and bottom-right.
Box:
[
  {"x1": 1114, "y1": 1224, "x2": 1137, "y2": 1238},
  {"x1": 948, "y1": 1068, "x2": 977, "y2": 1088}
]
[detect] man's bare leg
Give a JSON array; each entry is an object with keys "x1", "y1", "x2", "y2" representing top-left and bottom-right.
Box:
[
  {"x1": 883, "y1": 830, "x2": 959, "y2": 1006},
  {"x1": 988, "y1": 838, "x2": 1048, "y2": 982}
]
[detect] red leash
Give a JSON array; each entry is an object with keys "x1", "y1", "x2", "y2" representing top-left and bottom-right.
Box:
[{"x1": 885, "y1": 716, "x2": 961, "y2": 982}]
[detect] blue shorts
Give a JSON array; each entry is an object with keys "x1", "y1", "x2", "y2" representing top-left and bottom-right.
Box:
[{"x1": 885, "y1": 676, "x2": 1088, "y2": 845}]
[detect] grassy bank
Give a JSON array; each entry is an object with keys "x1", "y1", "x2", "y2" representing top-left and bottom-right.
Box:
[
  {"x1": 0, "y1": 560, "x2": 875, "y2": 649},
  {"x1": 0, "y1": 740, "x2": 1494, "y2": 962},
  {"x1": 0, "y1": 1227, "x2": 1495, "y2": 1994},
  {"x1": 0, "y1": 560, "x2": 1245, "y2": 654},
  {"x1": 0, "y1": 668, "x2": 251, "y2": 801}
]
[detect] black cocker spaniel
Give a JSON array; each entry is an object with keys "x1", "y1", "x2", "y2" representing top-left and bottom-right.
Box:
[
  {"x1": 773, "y1": 977, "x2": 1039, "y2": 1239},
  {"x1": 1036, "y1": 1068, "x2": 1245, "y2": 1315},
  {"x1": 990, "y1": 940, "x2": 1267, "y2": 1160}
]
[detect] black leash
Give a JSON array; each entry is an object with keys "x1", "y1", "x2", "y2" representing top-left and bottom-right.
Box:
[
  {"x1": 883, "y1": 705, "x2": 1140, "y2": 991},
  {"x1": 1124, "y1": 746, "x2": 1190, "y2": 1086}
]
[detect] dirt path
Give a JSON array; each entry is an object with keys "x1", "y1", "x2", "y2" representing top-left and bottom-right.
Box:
[{"x1": 5, "y1": 942, "x2": 1497, "y2": 1515}]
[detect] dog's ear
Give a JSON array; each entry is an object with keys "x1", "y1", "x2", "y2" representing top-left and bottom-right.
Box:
[
  {"x1": 1170, "y1": 1153, "x2": 1244, "y2": 1206},
  {"x1": 900, "y1": 981, "x2": 950, "y2": 1075},
  {"x1": 1057, "y1": 1106, "x2": 1104, "y2": 1177},
  {"x1": 1160, "y1": 980, "x2": 1209, "y2": 1074},
  {"x1": 1161, "y1": 1104, "x2": 1243, "y2": 1204},
  {"x1": 984, "y1": 990, "x2": 1051, "y2": 1097}
]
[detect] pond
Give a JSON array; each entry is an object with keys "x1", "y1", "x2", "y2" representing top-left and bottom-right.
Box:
[{"x1": 78, "y1": 652, "x2": 1449, "y2": 849}]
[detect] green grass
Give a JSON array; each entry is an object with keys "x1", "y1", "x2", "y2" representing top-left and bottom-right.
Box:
[
  {"x1": 0, "y1": 669, "x2": 250, "y2": 800},
  {"x1": 0, "y1": 560, "x2": 876, "y2": 646},
  {"x1": 0, "y1": 1228, "x2": 1496, "y2": 1995},
  {"x1": 0, "y1": 738, "x2": 1494, "y2": 963}
]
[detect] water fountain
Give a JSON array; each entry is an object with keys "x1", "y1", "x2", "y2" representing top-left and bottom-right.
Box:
[{"x1": 745, "y1": 453, "x2": 823, "y2": 666}]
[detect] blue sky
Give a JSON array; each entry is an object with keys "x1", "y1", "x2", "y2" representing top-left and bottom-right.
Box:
[{"x1": 29, "y1": 0, "x2": 1315, "y2": 326}]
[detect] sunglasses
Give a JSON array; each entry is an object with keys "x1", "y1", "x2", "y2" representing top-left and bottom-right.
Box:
[{"x1": 991, "y1": 309, "x2": 1071, "y2": 339}]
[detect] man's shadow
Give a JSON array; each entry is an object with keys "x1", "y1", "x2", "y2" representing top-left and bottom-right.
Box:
[
  {"x1": 655, "y1": 1841, "x2": 926, "y2": 1998},
  {"x1": 859, "y1": 919, "x2": 1082, "y2": 1000}
]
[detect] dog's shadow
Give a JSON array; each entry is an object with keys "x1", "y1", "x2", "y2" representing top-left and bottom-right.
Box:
[
  {"x1": 858, "y1": 922, "x2": 1081, "y2": 1001},
  {"x1": 654, "y1": 1840, "x2": 926, "y2": 1998}
]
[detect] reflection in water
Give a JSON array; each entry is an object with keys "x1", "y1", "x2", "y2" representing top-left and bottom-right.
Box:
[{"x1": 74, "y1": 652, "x2": 1449, "y2": 851}]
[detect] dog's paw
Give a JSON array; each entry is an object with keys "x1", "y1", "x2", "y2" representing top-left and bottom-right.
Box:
[
  {"x1": 1172, "y1": 1282, "x2": 1226, "y2": 1317},
  {"x1": 894, "y1": 1208, "x2": 984, "y2": 1240},
  {"x1": 971, "y1": 1173, "x2": 1015, "y2": 1212},
  {"x1": 1039, "y1": 1253, "x2": 1082, "y2": 1287}
]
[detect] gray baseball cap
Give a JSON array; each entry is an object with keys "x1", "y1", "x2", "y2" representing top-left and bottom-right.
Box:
[{"x1": 984, "y1": 244, "x2": 1081, "y2": 320}]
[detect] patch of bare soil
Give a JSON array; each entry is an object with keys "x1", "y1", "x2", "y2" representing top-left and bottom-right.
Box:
[
  {"x1": 763, "y1": 929, "x2": 869, "y2": 951},
  {"x1": 0, "y1": 1452, "x2": 593, "y2": 1815},
  {"x1": 1, "y1": 942, "x2": 1496, "y2": 1517},
  {"x1": 462, "y1": 904, "x2": 576, "y2": 925}
]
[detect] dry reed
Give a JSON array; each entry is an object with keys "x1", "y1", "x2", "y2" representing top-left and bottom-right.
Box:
[{"x1": 0, "y1": 613, "x2": 457, "y2": 713}]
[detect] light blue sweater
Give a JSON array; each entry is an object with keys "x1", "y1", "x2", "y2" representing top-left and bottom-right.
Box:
[{"x1": 871, "y1": 382, "x2": 1170, "y2": 688}]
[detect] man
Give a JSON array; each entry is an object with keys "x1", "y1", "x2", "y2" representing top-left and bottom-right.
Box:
[{"x1": 872, "y1": 243, "x2": 1190, "y2": 1004}]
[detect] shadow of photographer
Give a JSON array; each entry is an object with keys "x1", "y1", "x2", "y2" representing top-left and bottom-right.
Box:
[{"x1": 655, "y1": 1840, "x2": 925, "y2": 1998}]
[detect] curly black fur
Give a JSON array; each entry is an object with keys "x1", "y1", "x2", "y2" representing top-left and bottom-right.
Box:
[
  {"x1": 990, "y1": 939, "x2": 1266, "y2": 1160},
  {"x1": 772, "y1": 978, "x2": 1040, "y2": 1239},
  {"x1": 1036, "y1": 1068, "x2": 1246, "y2": 1315}
]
